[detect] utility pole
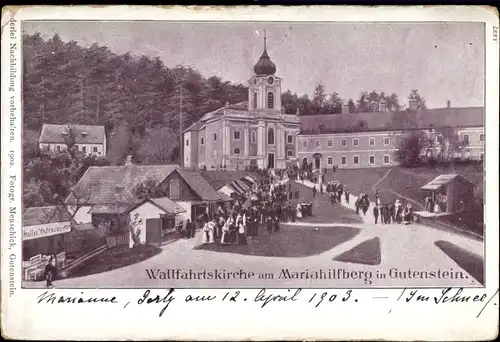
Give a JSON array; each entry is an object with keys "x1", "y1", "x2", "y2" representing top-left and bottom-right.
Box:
[
  {"x1": 179, "y1": 84, "x2": 183, "y2": 168},
  {"x1": 96, "y1": 85, "x2": 100, "y2": 124},
  {"x1": 41, "y1": 75, "x2": 45, "y2": 123},
  {"x1": 80, "y1": 79, "x2": 84, "y2": 124}
]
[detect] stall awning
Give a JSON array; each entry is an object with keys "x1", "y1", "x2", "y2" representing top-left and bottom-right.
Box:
[
  {"x1": 420, "y1": 174, "x2": 475, "y2": 191},
  {"x1": 229, "y1": 181, "x2": 246, "y2": 194},
  {"x1": 243, "y1": 175, "x2": 257, "y2": 184},
  {"x1": 234, "y1": 179, "x2": 250, "y2": 192}
]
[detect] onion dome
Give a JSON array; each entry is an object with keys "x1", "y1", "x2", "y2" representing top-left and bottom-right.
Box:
[{"x1": 253, "y1": 33, "x2": 276, "y2": 75}]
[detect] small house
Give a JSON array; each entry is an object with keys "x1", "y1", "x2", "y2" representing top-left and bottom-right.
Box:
[{"x1": 420, "y1": 174, "x2": 476, "y2": 214}]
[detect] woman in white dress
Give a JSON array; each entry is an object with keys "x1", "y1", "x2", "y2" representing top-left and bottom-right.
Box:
[
  {"x1": 296, "y1": 203, "x2": 303, "y2": 219},
  {"x1": 201, "y1": 221, "x2": 209, "y2": 244},
  {"x1": 207, "y1": 219, "x2": 215, "y2": 244}
]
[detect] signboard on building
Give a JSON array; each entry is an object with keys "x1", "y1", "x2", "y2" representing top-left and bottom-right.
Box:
[{"x1": 23, "y1": 222, "x2": 72, "y2": 241}]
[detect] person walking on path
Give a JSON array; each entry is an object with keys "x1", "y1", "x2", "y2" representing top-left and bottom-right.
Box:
[
  {"x1": 344, "y1": 188, "x2": 350, "y2": 204},
  {"x1": 373, "y1": 205, "x2": 379, "y2": 224},
  {"x1": 312, "y1": 185, "x2": 317, "y2": 198},
  {"x1": 44, "y1": 255, "x2": 57, "y2": 288}
]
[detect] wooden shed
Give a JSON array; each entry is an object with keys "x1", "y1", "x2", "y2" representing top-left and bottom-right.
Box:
[{"x1": 420, "y1": 174, "x2": 475, "y2": 214}]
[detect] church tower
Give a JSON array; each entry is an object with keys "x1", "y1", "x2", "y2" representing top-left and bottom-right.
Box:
[{"x1": 248, "y1": 31, "x2": 282, "y2": 113}]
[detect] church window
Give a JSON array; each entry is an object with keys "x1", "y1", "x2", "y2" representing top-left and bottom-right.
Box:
[
  {"x1": 200, "y1": 137, "x2": 205, "y2": 145},
  {"x1": 267, "y1": 92, "x2": 274, "y2": 109},
  {"x1": 234, "y1": 148, "x2": 240, "y2": 155},
  {"x1": 251, "y1": 131, "x2": 256, "y2": 144},
  {"x1": 213, "y1": 133, "x2": 217, "y2": 141},
  {"x1": 287, "y1": 150, "x2": 293, "y2": 158},
  {"x1": 287, "y1": 134, "x2": 293, "y2": 144},
  {"x1": 253, "y1": 92, "x2": 258, "y2": 110},
  {"x1": 268, "y1": 128, "x2": 275, "y2": 145},
  {"x1": 186, "y1": 139, "x2": 189, "y2": 146},
  {"x1": 234, "y1": 130, "x2": 241, "y2": 140}
]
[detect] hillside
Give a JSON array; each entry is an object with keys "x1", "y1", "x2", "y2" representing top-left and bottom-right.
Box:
[{"x1": 23, "y1": 32, "x2": 249, "y2": 165}]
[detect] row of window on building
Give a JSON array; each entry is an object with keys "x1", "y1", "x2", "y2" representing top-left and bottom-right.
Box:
[
  {"x1": 188, "y1": 128, "x2": 294, "y2": 147},
  {"x1": 301, "y1": 136, "x2": 392, "y2": 149},
  {"x1": 45, "y1": 144, "x2": 100, "y2": 154},
  {"x1": 303, "y1": 154, "x2": 391, "y2": 166}
]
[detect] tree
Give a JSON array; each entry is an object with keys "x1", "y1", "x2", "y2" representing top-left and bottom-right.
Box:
[
  {"x1": 433, "y1": 126, "x2": 469, "y2": 162},
  {"x1": 311, "y1": 83, "x2": 327, "y2": 114},
  {"x1": 325, "y1": 92, "x2": 343, "y2": 114},
  {"x1": 408, "y1": 89, "x2": 427, "y2": 110},
  {"x1": 356, "y1": 92, "x2": 371, "y2": 112},
  {"x1": 346, "y1": 98, "x2": 356, "y2": 114},
  {"x1": 394, "y1": 131, "x2": 426, "y2": 167},
  {"x1": 386, "y1": 93, "x2": 403, "y2": 111}
]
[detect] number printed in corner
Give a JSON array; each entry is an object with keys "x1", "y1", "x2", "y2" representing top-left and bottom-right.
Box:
[{"x1": 494, "y1": 26, "x2": 498, "y2": 42}]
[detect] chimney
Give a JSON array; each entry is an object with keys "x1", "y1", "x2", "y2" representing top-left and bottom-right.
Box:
[
  {"x1": 342, "y1": 104, "x2": 350, "y2": 114},
  {"x1": 378, "y1": 100, "x2": 387, "y2": 112},
  {"x1": 446, "y1": 100, "x2": 451, "y2": 108},
  {"x1": 125, "y1": 155, "x2": 133, "y2": 166},
  {"x1": 409, "y1": 98, "x2": 418, "y2": 111}
]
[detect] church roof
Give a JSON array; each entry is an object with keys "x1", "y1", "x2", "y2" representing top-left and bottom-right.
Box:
[{"x1": 254, "y1": 34, "x2": 276, "y2": 76}]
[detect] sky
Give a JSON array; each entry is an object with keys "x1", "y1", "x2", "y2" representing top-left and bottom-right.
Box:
[{"x1": 23, "y1": 21, "x2": 485, "y2": 109}]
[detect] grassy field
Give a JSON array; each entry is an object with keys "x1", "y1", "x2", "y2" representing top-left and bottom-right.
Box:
[{"x1": 195, "y1": 225, "x2": 361, "y2": 257}]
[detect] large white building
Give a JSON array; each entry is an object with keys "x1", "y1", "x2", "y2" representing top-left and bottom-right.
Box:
[{"x1": 183, "y1": 35, "x2": 301, "y2": 170}]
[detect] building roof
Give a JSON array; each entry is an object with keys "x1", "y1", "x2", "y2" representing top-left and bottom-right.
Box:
[
  {"x1": 254, "y1": 36, "x2": 277, "y2": 75},
  {"x1": 23, "y1": 206, "x2": 73, "y2": 226},
  {"x1": 88, "y1": 203, "x2": 131, "y2": 214},
  {"x1": 200, "y1": 170, "x2": 256, "y2": 190},
  {"x1": 39, "y1": 124, "x2": 106, "y2": 144},
  {"x1": 421, "y1": 174, "x2": 475, "y2": 191},
  {"x1": 65, "y1": 165, "x2": 179, "y2": 205},
  {"x1": 149, "y1": 197, "x2": 186, "y2": 214},
  {"x1": 183, "y1": 102, "x2": 249, "y2": 133},
  {"x1": 176, "y1": 169, "x2": 227, "y2": 202},
  {"x1": 299, "y1": 107, "x2": 484, "y2": 135}
]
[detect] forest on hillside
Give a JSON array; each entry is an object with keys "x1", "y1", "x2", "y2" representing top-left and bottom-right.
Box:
[{"x1": 23, "y1": 33, "x2": 427, "y2": 164}]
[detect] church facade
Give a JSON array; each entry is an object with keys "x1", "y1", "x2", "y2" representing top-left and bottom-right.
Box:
[{"x1": 183, "y1": 36, "x2": 301, "y2": 170}]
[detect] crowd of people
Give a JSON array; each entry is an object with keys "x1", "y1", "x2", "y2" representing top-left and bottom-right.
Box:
[
  {"x1": 182, "y1": 166, "x2": 418, "y2": 247},
  {"x1": 182, "y1": 168, "x2": 316, "y2": 246}
]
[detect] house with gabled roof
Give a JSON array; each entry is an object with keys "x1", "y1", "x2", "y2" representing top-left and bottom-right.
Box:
[
  {"x1": 64, "y1": 160, "x2": 231, "y2": 246},
  {"x1": 39, "y1": 124, "x2": 107, "y2": 157}
]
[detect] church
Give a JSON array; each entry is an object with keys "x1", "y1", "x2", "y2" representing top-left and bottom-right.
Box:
[
  {"x1": 183, "y1": 34, "x2": 301, "y2": 170},
  {"x1": 183, "y1": 34, "x2": 484, "y2": 172}
]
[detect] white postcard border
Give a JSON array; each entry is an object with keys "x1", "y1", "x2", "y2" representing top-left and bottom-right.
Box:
[{"x1": 1, "y1": 6, "x2": 499, "y2": 341}]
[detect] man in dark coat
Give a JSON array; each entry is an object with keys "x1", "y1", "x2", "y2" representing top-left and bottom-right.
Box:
[
  {"x1": 373, "y1": 206, "x2": 379, "y2": 224},
  {"x1": 312, "y1": 186, "x2": 317, "y2": 198},
  {"x1": 44, "y1": 256, "x2": 57, "y2": 288},
  {"x1": 266, "y1": 215, "x2": 273, "y2": 234},
  {"x1": 344, "y1": 188, "x2": 350, "y2": 204}
]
